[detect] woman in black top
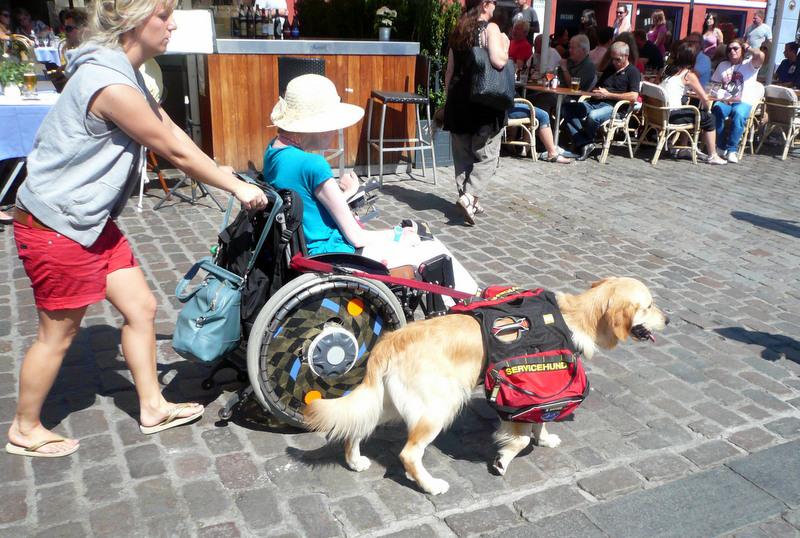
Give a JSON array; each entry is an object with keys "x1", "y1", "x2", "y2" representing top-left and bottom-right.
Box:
[{"x1": 444, "y1": 0, "x2": 509, "y2": 226}]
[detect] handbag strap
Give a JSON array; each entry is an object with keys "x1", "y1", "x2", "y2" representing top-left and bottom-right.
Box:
[{"x1": 176, "y1": 257, "x2": 245, "y2": 302}]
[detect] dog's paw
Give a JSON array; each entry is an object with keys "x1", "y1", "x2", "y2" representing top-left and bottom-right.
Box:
[
  {"x1": 424, "y1": 478, "x2": 450, "y2": 495},
  {"x1": 347, "y1": 456, "x2": 372, "y2": 472},
  {"x1": 491, "y1": 457, "x2": 508, "y2": 476},
  {"x1": 537, "y1": 433, "x2": 561, "y2": 448}
]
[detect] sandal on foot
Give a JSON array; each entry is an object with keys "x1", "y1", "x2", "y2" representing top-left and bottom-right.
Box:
[
  {"x1": 140, "y1": 404, "x2": 204, "y2": 435},
  {"x1": 5, "y1": 439, "x2": 79, "y2": 458},
  {"x1": 545, "y1": 153, "x2": 572, "y2": 164},
  {"x1": 456, "y1": 194, "x2": 476, "y2": 226}
]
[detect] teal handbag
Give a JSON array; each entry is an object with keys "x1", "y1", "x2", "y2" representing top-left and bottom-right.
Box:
[
  {"x1": 172, "y1": 179, "x2": 282, "y2": 363},
  {"x1": 173, "y1": 258, "x2": 245, "y2": 363}
]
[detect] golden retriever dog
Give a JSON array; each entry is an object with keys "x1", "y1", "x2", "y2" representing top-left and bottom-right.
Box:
[{"x1": 305, "y1": 277, "x2": 668, "y2": 495}]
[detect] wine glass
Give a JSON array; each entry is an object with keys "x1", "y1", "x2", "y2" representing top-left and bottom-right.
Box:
[{"x1": 544, "y1": 70, "x2": 554, "y2": 87}]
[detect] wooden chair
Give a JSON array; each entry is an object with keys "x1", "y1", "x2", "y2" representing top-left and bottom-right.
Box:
[
  {"x1": 502, "y1": 98, "x2": 539, "y2": 160},
  {"x1": 635, "y1": 81, "x2": 701, "y2": 166},
  {"x1": 756, "y1": 85, "x2": 800, "y2": 161},
  {"x1": 597, "y1": 99, "x2": 637, "y2": 164}
]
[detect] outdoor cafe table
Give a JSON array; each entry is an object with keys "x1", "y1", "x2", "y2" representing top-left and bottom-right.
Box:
[
  {"x1": 0, "y1": 90, "x2": 58, "y2": 204},
  {"x1": 35, "y1": 46, "x2": 62, "y2": 67},
  {"x1": 523, "y1": 84, "x2": 597, "y2": 147}
]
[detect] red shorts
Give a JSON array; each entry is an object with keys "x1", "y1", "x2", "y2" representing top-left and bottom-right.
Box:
[{"x1": 14, "y1": 219, "x2": 138, "y2": 311}]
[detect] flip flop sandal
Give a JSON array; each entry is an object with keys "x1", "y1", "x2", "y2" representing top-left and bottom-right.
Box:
[
  {"x1": 140, "y1": 404, "x2": 204, "y2": 435},
  {"x1": 5, "y1": 439, "x2": 79, "y2": 458},
  {"x1": 456, "y1": 194, "x2": 476, "y2": 226}
]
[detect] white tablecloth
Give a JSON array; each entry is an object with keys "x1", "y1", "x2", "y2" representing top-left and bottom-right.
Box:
[
  {"x1": 0, "y1": 91, "x2": 58, "y2": 161},
  {"x1": 35, "y1": 46, "x2": 62, "y2": 66}
]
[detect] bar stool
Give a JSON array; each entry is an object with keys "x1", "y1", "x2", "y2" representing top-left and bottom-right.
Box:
[
  {"x1": 277, "y1": 57, "x2": 345, "y2": 177},
  {"x1": 366, "y1": 57, "x2": 436, "y2": 186}
]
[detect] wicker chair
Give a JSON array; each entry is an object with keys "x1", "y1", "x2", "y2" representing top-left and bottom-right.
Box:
[
  {"x1": 597, "y1": 99, "x2": 637, "y2": 164},
  {"x1": 756, "y1": 85, "x2": 800, "y2": 161},
  {"x1": 502, "y1": 98, "x2": 539, "y2": 160},
  {"x1": 733, "y1": 82, "x2": 765, "y2": 161},
  {"x1": 635, "y1": 81, "x2": 701, "y2": 166}
]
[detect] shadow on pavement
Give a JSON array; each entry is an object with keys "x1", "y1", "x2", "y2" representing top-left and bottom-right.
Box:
[
  {"x1": 731, "y1": 211, "x2": 800, "y2": 239},
  {"x1": 715, "y1": 326, "x2": 800, "y2": 364},
  {"x1": 379, "y1": 184, "x2": 466, "y2": 226}
]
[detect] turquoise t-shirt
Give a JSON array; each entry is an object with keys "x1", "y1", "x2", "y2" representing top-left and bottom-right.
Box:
[{"x1": 262, "y1": 142, "x2": 355, "y2": 255}]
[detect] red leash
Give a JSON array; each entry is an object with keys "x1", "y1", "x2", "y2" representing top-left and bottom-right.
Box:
[{"x1": 290, "y1": 255, "x2": 476, "y2": 301}]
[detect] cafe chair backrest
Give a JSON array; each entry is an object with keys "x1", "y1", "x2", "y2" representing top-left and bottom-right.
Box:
[
  {"x1": 763, "y1": 84, "x2": 799, "y2": 125},
  {"x1": 640, "y1": 81, "x2": 670, "y2": 126}
]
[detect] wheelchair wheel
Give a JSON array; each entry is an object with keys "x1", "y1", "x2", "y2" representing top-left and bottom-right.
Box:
[{"x1": 246, "y1": 272, "x2": 406, "y2": 428}]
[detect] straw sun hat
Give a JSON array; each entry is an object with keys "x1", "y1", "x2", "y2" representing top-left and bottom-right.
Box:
[{"x1": 270, "y1": 74, "x2": 364, "y2": 133}]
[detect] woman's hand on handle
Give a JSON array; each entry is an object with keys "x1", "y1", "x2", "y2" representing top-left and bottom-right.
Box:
[{"x1": 233, "y1": 181, "x2": 268, "y2": 210}]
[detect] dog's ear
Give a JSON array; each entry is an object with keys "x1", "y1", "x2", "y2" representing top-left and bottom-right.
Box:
[
  {"x1": 591, "y1": 278, "x2": 614, "y2": 289},
  {"x1": 610, "y1": 301, "x2": 636, "y2": 342}
]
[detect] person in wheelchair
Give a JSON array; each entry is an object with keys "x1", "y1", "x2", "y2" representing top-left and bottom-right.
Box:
[{"x1": 262, "y1": 74, "x2": 479, "y2": 301}]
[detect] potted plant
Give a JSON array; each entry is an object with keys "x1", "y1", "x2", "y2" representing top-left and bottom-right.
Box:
[
  {"x1": 0, "y1": 60, "x2": 26, "y2": 97},
  {"x1": 375, "y1": 6, "x2": 397, "y2": 41}
]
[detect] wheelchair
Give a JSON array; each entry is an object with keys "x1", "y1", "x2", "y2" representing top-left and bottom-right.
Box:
[{"x1": 204, "y1": 178, "x2": 463, "y2": 428}]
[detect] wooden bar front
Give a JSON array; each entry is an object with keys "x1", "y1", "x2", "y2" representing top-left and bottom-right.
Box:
[{"x1": 200, "y1": 46, "x2": 420, "y2": 172}]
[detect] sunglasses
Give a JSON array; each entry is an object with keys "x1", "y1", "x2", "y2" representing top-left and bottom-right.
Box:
[
  {"x1": 728, "y1": 46, "x2": 741, "y2": 52},
  {"x1": 65, "y1": 25, "x2": 76, "y2": 32}
]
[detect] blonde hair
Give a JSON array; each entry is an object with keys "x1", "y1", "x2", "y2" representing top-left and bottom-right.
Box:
[{"x1": 85, "y1": 0, "x2": 177, "y2": 49}]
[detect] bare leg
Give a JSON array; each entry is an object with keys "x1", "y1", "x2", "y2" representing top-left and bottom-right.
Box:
[
  {"x1": 532, "y1": 422, "x2": 561, "y2": 448},
  {"x1": 702, "y1": 130, "x2": 724, "y2": 161},
  {"x1": 492, "y1": 420, "x2": 531, "y2": 475},
  {"x1": 399, "y1": 419, "x2": 448, "y2": 495},
  {"x1": 7, "y1": 307, "x2": 85, "y2": 454},
  {"x1": 537, "y1": 126, "x2": 571, "y2": 162},
  {"x1": 105, "y1": 267, "x2": 202, "y2": 427},
  {"x1": 344, "y1": 437, "x2": 371, "y2": 471}
]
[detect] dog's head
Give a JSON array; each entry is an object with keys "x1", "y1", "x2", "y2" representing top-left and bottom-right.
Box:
[{"x1": 589, "y1": 277, "x2": 669, "y2": 350}]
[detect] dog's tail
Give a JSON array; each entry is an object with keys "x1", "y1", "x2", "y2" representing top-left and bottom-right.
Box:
[{"x1": 304, "y1": 336, "x2": 392, "y2": 442}]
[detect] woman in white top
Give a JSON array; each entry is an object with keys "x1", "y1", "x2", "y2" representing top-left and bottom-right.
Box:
[
  {"x1": 710, "y1": 39, "x2": 764, "y2": 163},
  {"x1": 659, "y1": 41, "x2": 726, "y2": 165}
]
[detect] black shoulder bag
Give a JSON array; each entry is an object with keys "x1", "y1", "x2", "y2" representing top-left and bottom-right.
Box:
[{"x1": 469, "y1": 25, "x2": 516, "y2": 111}]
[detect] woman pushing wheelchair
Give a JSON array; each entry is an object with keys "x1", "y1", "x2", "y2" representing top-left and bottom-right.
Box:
[{"x1": 263, "y1": 74, "x2": 479, "y2": 301}]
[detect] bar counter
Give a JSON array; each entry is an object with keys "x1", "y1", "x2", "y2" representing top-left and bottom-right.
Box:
[{"x1": 199, "y1": 39, "x2": 422, "y2": 171}]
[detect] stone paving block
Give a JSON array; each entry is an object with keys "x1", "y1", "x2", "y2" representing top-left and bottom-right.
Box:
[
  {"x1": 484, "y1": 509, "x2": 606, "y2": 538},
  {"x1": 739, "y1": 372, "x2": 793, "y2": 395},
  {"x1": 67, "y1": 408, "x2": 109, "y2": 437},
  {"x1": 202, "y1": 427, "x2": 244, "y2": 455},
  {"x1": 738, "y1": 404, "x2": 773, "y2": 421},
  {"x1": 632, "y1": 453, "x2": 693, "y2": 482},
  {"x1": 728, "y1": 440, "x2": 800, "y2": 508},
  {"x1": 568, "y1": 446, "x2": 606, "y2": 469},
  {"x1": 727, "y1": 428, "x2": 777, "y2": 452},
  {"x1": 216, "y1": 452, "x2": 261, "y2": 490},
  {"x1": 578, "y1": 466, "x2": 643, "y2": 500},
  {"x1": 156, "y1": 422, "x2": 197, "y2": 450},
  {"x1": 135, "y1": 476, "x2": 180, "y2": 519},
  {"x1": 182, "y1": 479, "x2": 232, "y2": 520},
  {"x1": 233, "y1": 487, "x2": 281, "y2": 530},
  {"x1": 292, "y1": 493, "x2": 343, "y2": 538},
  {"x1": 89, "y1": 500, "x2": 139, "y2": 538},
  {"x1": 655, "y1": 379, "x2": 706, "y2": 404},
  {"x1": 682, "y1": 440, "x2": 742, "y2": 468},
  {"x1": 0, "y1": 448, "x2": 28, "y2": 483},
  {"x1": 783, "y1": 508, "x2": 800, "y2": 529},
  {"x1": 125, "y1": 443, "x2": 166, "y2": 479},
  {"x1": 585, "y1": 467, "x2": 785, "y2": 538},
  {"x1": 764, "y1": 417, "x2": 800, "y2": 440},
  {"x1": 332, "y1": 495, "x2": 384, "y2": 534},
  {"x1": 692, "y1": 402, "x2": 748, "y2": 428},
  {"x1": 688, "y1": 419, "x2": 724, "y2": 438},
  {"x1": 36, "y1": 482, "x2": 79, "y2": 527},
  {"x1": 0, "y1": 485, "x2": 27, "y2": 525},
  {"x1": 372, "y1": 477, "x2": 435, "y2": 521},
  {"x1": 445, "y1": 504, "x2": 520, "y2": 537},
  {"x1": 380, "y1": 524, "x2": 445, "y2": 538},
  {"x1": 514, "y1": 484, "x2": 587, "y2": 522},
  {"x1": 173, "y1": 452, "x2": 214, "y2": 480},
  {"x1": 146, "y1": 515, "x2": 193, "y2": 538},
  {"x1": 449, "y1": 458, "x2": 507, "y2": 495},
  {"x1": 31, "y1": 454, "x2": 73, "y2": 486},
  {"x1": 650, "y1": 397, "x2": 694, "y2": 419},
  {"x1": 743, "y1": 390, "x2": 794, "y2": 412}
]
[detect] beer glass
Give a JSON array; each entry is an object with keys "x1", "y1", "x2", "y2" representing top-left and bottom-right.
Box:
[
  {"x1": 571, "y1": 77, "x2": 581, "y2": 91},
  {"x1": 23, "y1": 68, "x2": 37, "y2": 97}
]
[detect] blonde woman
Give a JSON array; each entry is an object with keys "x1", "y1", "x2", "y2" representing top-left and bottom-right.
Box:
[
  {"x1": 647, "y1": 10, "x2": 668, "y2": 56},
  {"x1": 6, "y1": 0, "x2": 267, "y2": 457}
]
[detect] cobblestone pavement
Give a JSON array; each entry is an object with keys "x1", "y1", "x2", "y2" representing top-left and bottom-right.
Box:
[{"x1": 2, "y1": 146, "x2": 800, "y2": 538}]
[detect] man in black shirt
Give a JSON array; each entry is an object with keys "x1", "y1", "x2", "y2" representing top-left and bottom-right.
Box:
[
  {"x1": 562, "y1": 41, "x2": 641, "y2": 160},
  {"x1": 634, "y1": 29, "x2": 664, "y2": 71}
]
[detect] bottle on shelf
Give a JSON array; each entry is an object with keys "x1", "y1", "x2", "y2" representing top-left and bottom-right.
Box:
[
  {"x1": 231, "y1": 5, "x2": 240, "y2": 37},
  {"x1": 246, "y1": 6, "x2": 255, "y2": 38},
  {"x1": 282, "y1": 15, "x2": 292, "y2": 40},
  {"x1": 238, "y1": 5, "x2": 246, "y2": 39},
  {"x1": 274, "y1": 12, "x2": 283, "y2": 40},
  {"x1": 254, "y1": 5, "x2": 261, "y2": 39},
  {"x1": 290, "y1": 16, "x2": 300, "y2": 39},
  {"x1": 261, "y1": 8, "x2": 272, "y2": 39}
]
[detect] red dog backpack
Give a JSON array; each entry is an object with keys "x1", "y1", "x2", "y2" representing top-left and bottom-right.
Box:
[{"x1": 450, "y1": 287, "x2": 589, "y2": 423}]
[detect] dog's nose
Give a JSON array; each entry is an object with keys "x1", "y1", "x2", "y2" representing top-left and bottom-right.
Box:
[{"x1": 664, "y1": 315, "x2": 670, "y2": 326}]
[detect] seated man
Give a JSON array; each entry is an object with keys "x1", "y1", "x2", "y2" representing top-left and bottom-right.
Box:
[
  {"x1": 710, "y1": 39, "x2": 764, "y2": 163},
  {"x1": 686, "y1": 32, "x2": 712, "y2": 87},
  {"x1": 263, "y1": 74, "x2": 479, "y2": 298},
  {"x1": 558, "y1": 34, "x2": 598, "y2": 91},
  {"x1": 775, "y1": 42, "x2": 799, "y2": 86},
  {"x1": 561, "y1": 41, "x2": 641, "y2": 160}
]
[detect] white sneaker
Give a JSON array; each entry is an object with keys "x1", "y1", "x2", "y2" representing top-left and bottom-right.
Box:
[
  {"x1": 727, "y1": 152, "x2": 739, "y2": 164},
  {"x1": 705, "y1": 154, "x2": 727, "y2": 165}
]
